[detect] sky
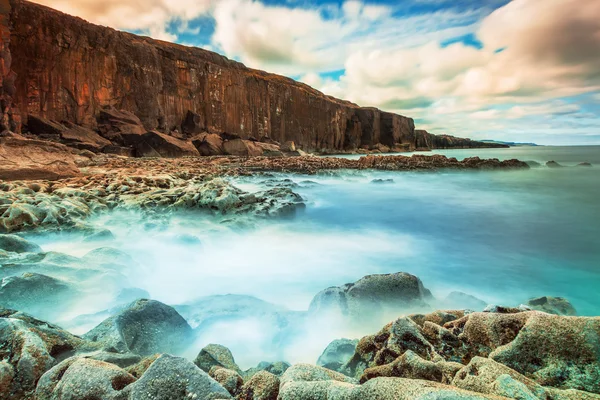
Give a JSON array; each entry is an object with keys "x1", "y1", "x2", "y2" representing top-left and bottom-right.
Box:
[{"x1": 33, "y1": 0, "x2": 600, "y2": 145}]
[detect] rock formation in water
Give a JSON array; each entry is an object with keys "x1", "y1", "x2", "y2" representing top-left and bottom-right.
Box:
[{"x1": 0, "y1": 0, "x2": 506, "y2": 158}]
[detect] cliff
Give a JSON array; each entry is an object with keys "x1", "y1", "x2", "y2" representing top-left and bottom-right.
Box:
[{"x1": 5, "y1": 0, "x2": 502, "y2": 154}]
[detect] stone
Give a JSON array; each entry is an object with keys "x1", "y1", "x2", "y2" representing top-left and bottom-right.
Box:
[
  {"x1": 192, "y1": 133, "x2": 225, "y2": 156},
  {"x1": 83, "y1": 299, "x2": 193, "y2": 356},
  {"x1": 577, "y1": 162, "x2": 593, "y2": 167},
  {"x1": 317, "y1": 339, "x2": 359, "y2": 372},
  {"x1": 96, "y1": 107, "x2": 146, "y2": 145},
  {"x1": 0, "y1": 308, "x2": 93, "y2": 399},
  {"x1": 127, "y1": 354, "x2": 232, "y2": 399},
  {"x1": 280, "y1": 141, "x2": 296, "y2": 152},
  {"x1": 223, "y1": 139, "x2": 264, "y2": 156},
  {"x1": 309, "y1": 272, "x2": 433, "y2": 321},
  {"x1": 546, "y1": 161, "x2": 563, "y2": 168},
  {"x1": 134, "y1": 130, "x2": 200, "y2": 158},
  {"x1": 35, "y1": 357, "x2": 137, "y2": 400},
  {"x1": 181, "y1": 110, "x2": 205, "y2": 137},
  {"x1": 0, "y1": 272, "x2": 76, "y2": 319},
  {"x1": 209, "y1": 366, "x2": 243, "y2": 396},
  {"x1": 255, "y1": 141, "x2": 284, "y2": 156},
  {"x1": 0, "y1": 136, "x2": 80, "y2": 180},
  {"x1": 238, "y1": 370, "x2": 280, "y2": 400},
  {"x1": 525, "y1": 296, "x2": 577, "y2": 316},
  {"x1": 0, "y1": 234, "x2": 41, "y2": 253},
  {"x1": 27, "y1": 115, "x2": 111, "y2": 152},
  {"x1": 195, "y1": 343, "x2": 241, "y2": 374}
]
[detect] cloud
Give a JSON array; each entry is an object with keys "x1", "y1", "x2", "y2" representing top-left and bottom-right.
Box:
[{"x1": 33, "y1": 0, "x2": 212, "y2": 40}]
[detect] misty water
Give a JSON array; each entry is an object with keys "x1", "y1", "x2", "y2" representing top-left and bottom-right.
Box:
[{"x1": 20, "y1": 145, "x2": 600, "y2": 368}]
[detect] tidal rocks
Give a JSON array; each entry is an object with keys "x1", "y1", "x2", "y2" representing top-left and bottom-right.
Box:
[
  {"x1": 577, "y1": 162, "x2": 593, "y2": 167},
  {"x1": 128, "y1": 354, "x2": 232, "y2": 399},
  {"x1": 0, "y1": 308, "x2": 92, "y2": 399},
  {"x1": 238, "y1": 371, "x2": 280, "y2": 400},
  {"x1": 195, "y1": 343, "x2": 241, "y2": 374},
  {"x1": 83, "y1": 299, "x2": 193, "y2": 356},
  {"x1": 0, "y1": 136, "x2": 81, "y2": 180},
  {"x1": 0, "y1": 234, "x2": 41, "y2": 253},
  {"x1": 525, "y1": 296, "x2": 577, "y2": 316},
  {"x1": 35, "y1": 357, "x2": 137, "y2": 400},
  {"x1": 0, "y1": 273, "x2": 76, "y2": 319},
  {"x1": 317, "y1": 339, "x2": 359, "y2": 372},
  {"x1": 546, "y1": 161, "x2": 563, "y2": 168},
  {"x1": 309, "y1": 272, "x2": 433, "y2": 321}
]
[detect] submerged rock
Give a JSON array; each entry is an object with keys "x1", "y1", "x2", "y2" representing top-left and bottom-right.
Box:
[
  {"x1": 0, "y1": 234, "x2": 42, "y2": 253},
  {"x1": 525, "y1": 296, "x2": 577, "y2": 316},
  {"x1": 317, "y1": 339, "x2": 359, "y2": 372},
  {"x1": 83, "y1": 299, "x2": 193, "y2": 356},
  {"x1": 309, "y1": 272, "x2": 433, "y2": 321},
  {"x1": 546, "y1": 160, "x2": 563, "y2": 168}
]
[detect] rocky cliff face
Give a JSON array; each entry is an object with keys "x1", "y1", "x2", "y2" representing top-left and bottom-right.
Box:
[{"x1": 6, "y1": 0, "x2": 501, "y2": 154}]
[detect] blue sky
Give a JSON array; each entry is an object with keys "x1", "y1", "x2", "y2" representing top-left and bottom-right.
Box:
[{"x1": 36, "y1": 0, "x2": 600, "y2": 145}]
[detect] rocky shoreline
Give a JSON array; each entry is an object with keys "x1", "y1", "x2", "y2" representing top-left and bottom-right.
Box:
[{"x1": 1, "y1": 234, "x2": 598, "y2": 400}]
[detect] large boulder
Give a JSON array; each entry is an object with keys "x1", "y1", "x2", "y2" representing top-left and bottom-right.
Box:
[
  {"x1": 0, "y1": 309, "x2": 93, "y2": 399},
  {"x1": 0, "y1": 273, "x2": 76, "y2": 319},
  {"x1": 0, "y1": 136, "x2": 81, "y2": 180},
  {"x1": 27, "y1": 115, "x2": 111, "y2": 152},
  {"x1": 223, "y1": 138, "x2": 263, "y2": 156},
  {"x1": 192, "y1": 133, "x2": 225, "y2": 156},
  {"x1": 317, "y1": 339, "x2": 358, "y2": 372},
  {"x1": 96, "y1": 107, "x2": 146, "y2": 145},
  {"x1": 134, "y1": 130, "x2": 200, "y2": 158},
  {"x1": 83, "y1": 299, "x2": 193, "y2": 356},
  {"x1": 309, "y1": 272, "x2": 433, "y2": 321},
  {"x1": 194, "y1": 343, "x2": 241, "y2": 374},
  {"x1": 209, "y1": 366, "x2": 243, "y2": 396},
  {"x1": 127, "y1": 354, "x2": 232, "y2": 399},
  {"x1": 35, "y1": 357, "x2": 137, "y2": 400},
  {"x1": 525, "y1": 296, "x2": 577, "y2": 316},
  {"x1": 181, "y1": 110, "x2": 205, "y2": 137},
  {"x1": 0, "y1": 234, "x2": 41, "y2": 253}
]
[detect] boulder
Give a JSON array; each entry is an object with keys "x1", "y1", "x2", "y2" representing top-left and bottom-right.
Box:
[
  {"x1": 35, "y1": 357, "x2": 137, "y2": 400},
  {"x1": 577, "y1": 162, "x2": 593, "y2": 167},
  {"x1": 317, "y1": 339, "x2": 359, "y2": 372},
  {"x1": 127, "y1": 354, "x2": 233, "y2": 399},
  {"x1": 223, "y1": 139, "x2": 263, "y2": 156},
  {"x1": 195, "y1": 343, "x2": 241, "y2": 374},
  {"x1": 281, "y1": 141, "x2": 296, "y2": 152},
  {"x1": 59, "y1": 122, "x2": 112, "y2": 153},
  {"x1": 0, "y1": 273, "x2": 76, "y2": 319},
  {"x1": 255, "y1": 141, "x2": 284, "y2": 156},
  {"x1": 134, "y1": 130, "x2": 200, "y2": 158},
  {"x1": 309, "y1": 272, "x2": 433, "y2": 321},
  {"x1": 83, "y1": 299, "x2": 193, "y2": 356},
  {"x1": 244, "y1": 361, "x2": 292, "y2": 379},
  {"x1": 0, "y1": 136, "x2": 80, "y2": 180},
  {"x1": 0, "y1": 234, "x2": 42, "y2": 253},
  {"x1": 279, "y1": 363, "x2": 357, "y2": 399},
  {"x1": 238, "y1": 370, "x2": 280, "y2": 400},
  {"x1": 96, "y1": 107, "x2": 146, "y2": 145},
  {"x1": 26, "y1": 115, "x2": 67, "y2": 137},
  {"x1": 0, "y1": 309, "x2": 92, "y2": 399},
  {"x1": 192, "y1": 133, "x2": 225, "y2": 156},
  {"x1": 546, "y1": 161, "x2": 563, "y2": 168},
  {"x1": 209, "y1": 366, "x2": 243, "y2": 396},
  {"x1": 181, "y1": 110, "x2": 205, "y2": 137},
  {"x1": 525, "y1": 296, "x2": 577, "y2": 316}
]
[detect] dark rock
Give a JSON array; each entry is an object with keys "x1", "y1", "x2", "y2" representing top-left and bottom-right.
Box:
[
  {"x1": 244, "y1": 361, "x2": 291, "y2": 379},
  {"x1": 128, "y1": 354, "x2": 232, "y2": 399},
  {"x1": 526, "y1": 296, "x2": 577, "y2": 316},
  {"x1": 83, "y1": 299, "x2": 193, "y2": 356},
  {"x1": 134, "y1": 130, "x2": 200, "y2": 158},
  {"x1": 194, "y1": 344, "x2": 241, "y2": 374},
  {"x1": 192, "y1": 133, "x2": 225, "y2": 156},
  {"x1": 525, "y1": 160, "x2": 542, "y2": 167},
  {"x1": 577, "y1": 162, "x2": 593, "y2": 167},
  {"x1": 280, "y1": 141, "x2": 296, "y2": 152},
  {"x1": 181, "y1": 110, "x2": 205, "y2": 137},
  {"x1": 60, "y1": 122, "x2": 112, "y2": 152},
  {"x1": 317, "y1": 338, "x2": 358, "y2": 372},
  {"x1": 26, "y1": 115, "x2": 67, "y2": 136},
  {"x1": 370, "y1": 178, "x2": 394, "y2": 184},
  {"x1": 546, "y1": 160, "x2": 563, "y2": 168},
  {"x1": 0, "y1": 234, "x2": 41, "y2": 253},
  {"x1": 96, "y1": 107, "x2": 146, "y2": 145},
  {"x1": 223, "y1": 139, "x2": 264, "y2": 156}
]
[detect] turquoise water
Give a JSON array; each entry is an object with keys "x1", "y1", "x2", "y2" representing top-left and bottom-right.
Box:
[{"x1": 30, "y1": 145, "x2": 600, "y2": 366}]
